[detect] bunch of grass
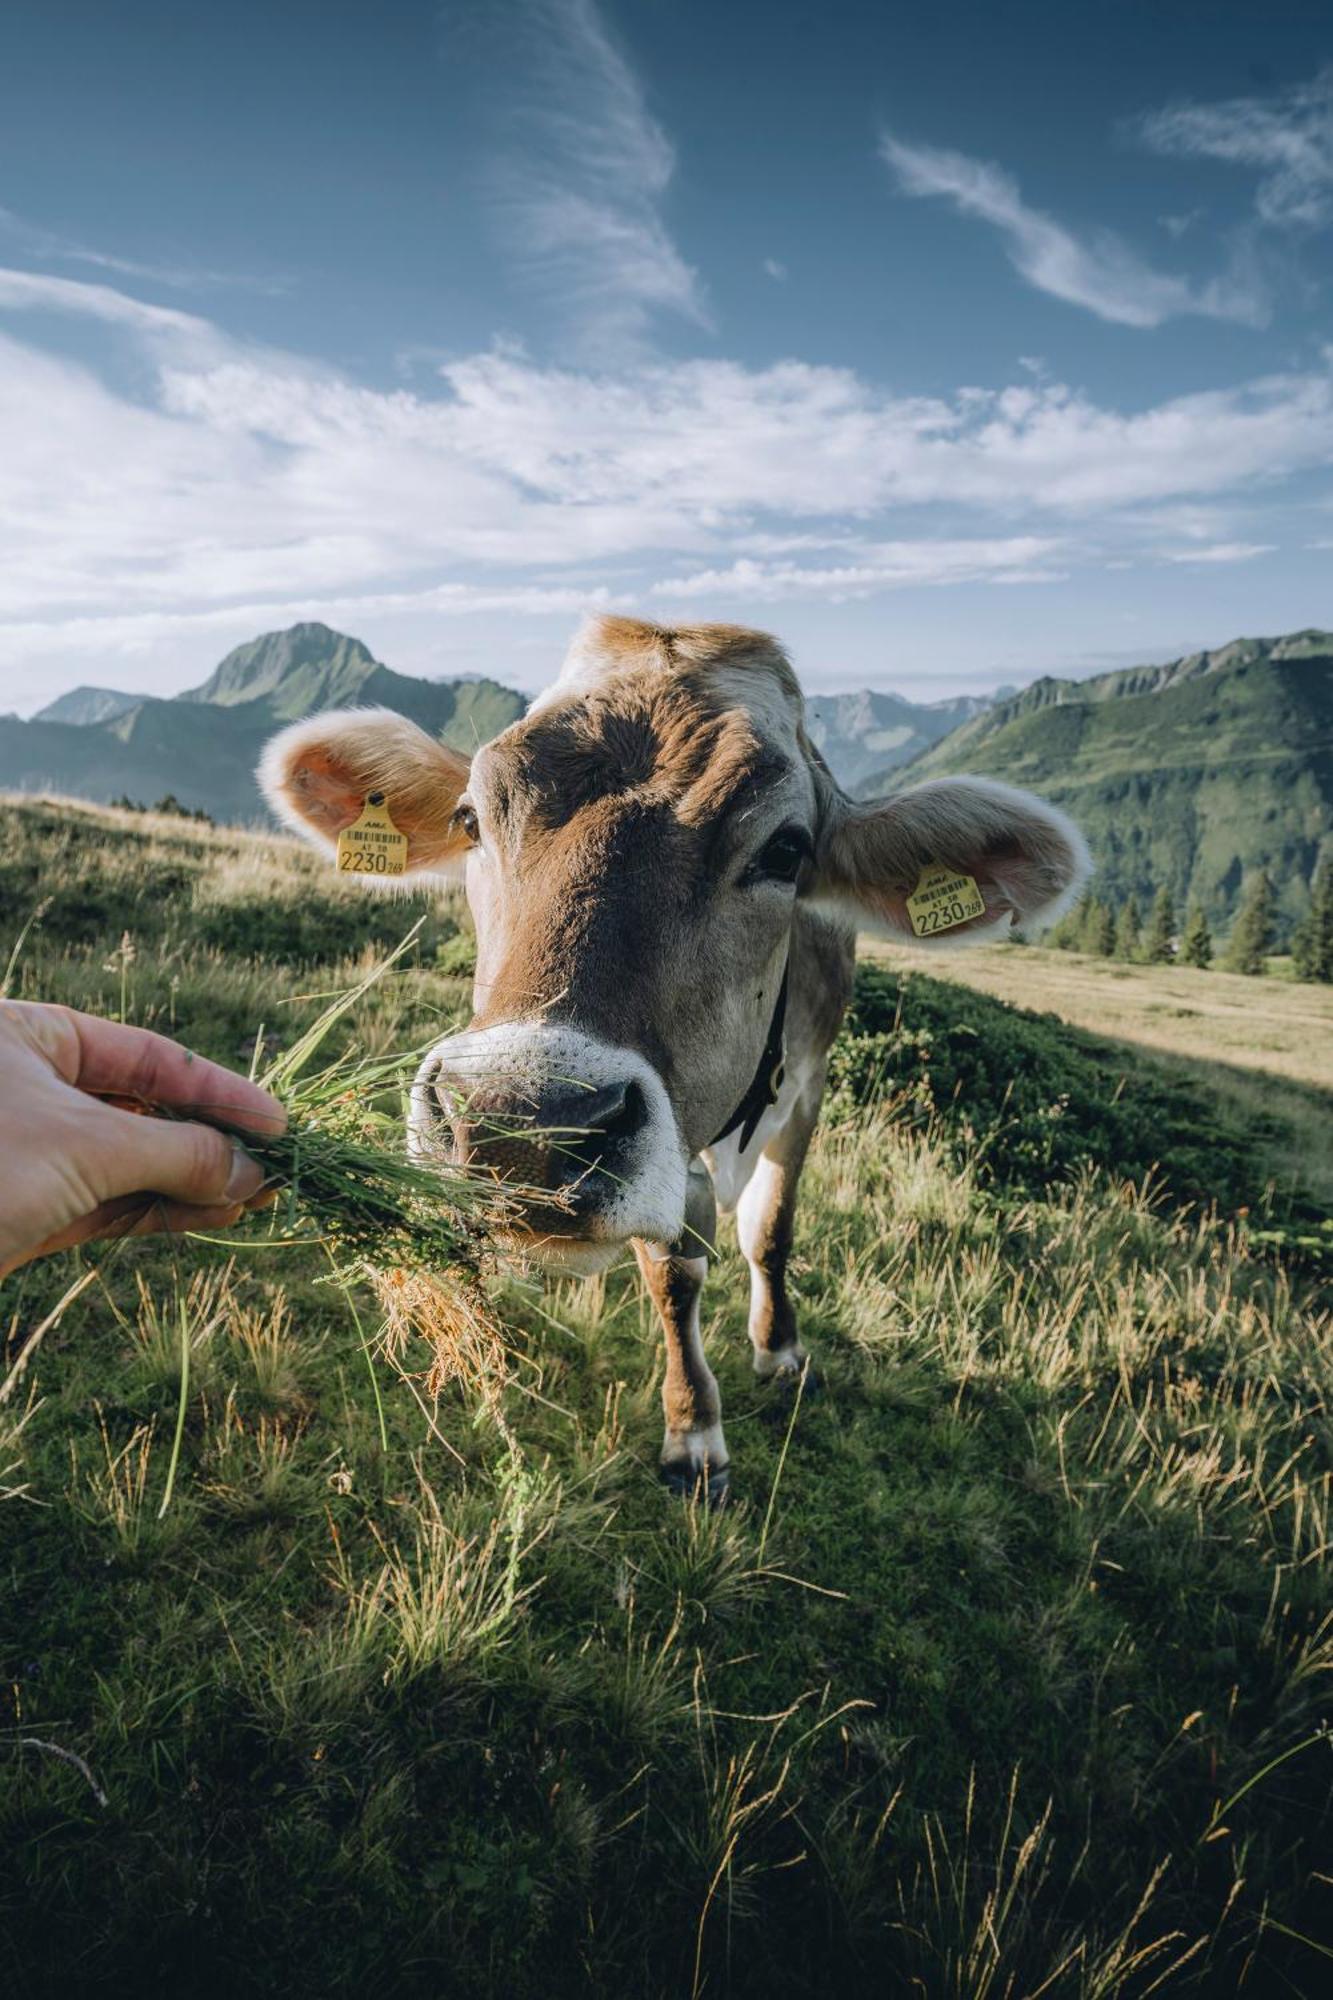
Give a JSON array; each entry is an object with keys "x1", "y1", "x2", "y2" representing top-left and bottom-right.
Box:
[
  {"x1": 113, "y1": 921, "x2": 511, "y2": 1275},
  {"x1": 232, "y1": 1110, "x2": 502, "y2": 1273},
  {"x1": 371, "y1": 1263, "x2": 513, "y2": 1409}
]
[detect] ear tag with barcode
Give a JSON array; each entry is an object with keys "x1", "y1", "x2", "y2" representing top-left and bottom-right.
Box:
[
  {"x1": 906, "y1": 863, "x2": 986, "y2": 938},
  {"x1": 336, "y1": 792, "x2": 409, "y2": 877}
]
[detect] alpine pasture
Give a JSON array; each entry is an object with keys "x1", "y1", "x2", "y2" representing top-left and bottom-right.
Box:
[{"x1": 2, "y1": 793, "x2": 1330, "y2": 1997}]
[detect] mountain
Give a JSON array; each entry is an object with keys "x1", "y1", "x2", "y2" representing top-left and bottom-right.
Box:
[
  {"x1": 804, "y1": 687, "x2": 993, "y2": 789},
  {"x1": 0, "y1": 623, "x2": 526, "y2": 825},
  {"x1": 31, "y1": 686, "x2": 147, "y2": 727},
  {"x1": 861, "y1": 630, "x2": 1333, "y2": 931},
  {"x1": 177, "y1": 621, "x2": 521, "y2": 747}
]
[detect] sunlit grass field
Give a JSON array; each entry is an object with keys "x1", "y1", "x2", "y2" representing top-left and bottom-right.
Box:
[
  {"x1": 868, "y1": 937, "x2": 1333, "y2": 1211},
  {"x1": 2, "y1": 795, "x2": 1331, "y2": 1997}
]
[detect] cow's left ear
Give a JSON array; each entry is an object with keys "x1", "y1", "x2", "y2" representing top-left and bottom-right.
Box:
[
  {"x1": 258, "y1": 707, "x2": 473, "y2": 876},
  {"x1": 810, "y1": 776, "x2": 1091, "y2": 943}
]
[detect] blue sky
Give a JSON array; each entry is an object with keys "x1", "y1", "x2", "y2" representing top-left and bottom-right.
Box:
[{"x1": 1, "y1": 0, "x2": 1330, "y2": 710}]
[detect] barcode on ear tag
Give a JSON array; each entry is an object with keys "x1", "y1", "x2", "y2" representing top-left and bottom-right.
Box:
[
  {"x1": 335, "y1": 794, "x2": 409, "y2": 877},
  {"x1": 906, "y1": 864, "x2": 986, "y2": 938}
]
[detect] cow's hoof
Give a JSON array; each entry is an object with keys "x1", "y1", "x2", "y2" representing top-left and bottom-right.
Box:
[
  {"x1": 757, "y1": 1351, "x2": 818, "y2": 1395},
  {"x1": 660, "y1": 1461, "x2": 731, "y2": 1508}
]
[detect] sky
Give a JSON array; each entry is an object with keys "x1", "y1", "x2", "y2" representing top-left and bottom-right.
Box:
[{"x1": 1, "y1": 0, "x2": 1331, "y2": 712}]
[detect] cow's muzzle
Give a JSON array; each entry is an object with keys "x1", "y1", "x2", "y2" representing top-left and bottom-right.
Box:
[{"x1": 409, "y1": 1023, "x2": 688, "y2": 1255}]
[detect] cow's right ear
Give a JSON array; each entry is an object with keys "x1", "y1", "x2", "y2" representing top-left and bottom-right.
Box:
[{"x1": 258, "y1": 707, "x2": 473, "y2": 876}]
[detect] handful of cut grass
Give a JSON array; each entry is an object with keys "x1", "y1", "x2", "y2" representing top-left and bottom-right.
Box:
[
  {"x1": 226, "y1": 922, "x2": 509, "y2": 1272},
  {"x1": 105, "y1": 922, "x2": 503, "y2": 1275},
  {"x1": 229, "y1": 1111, "x2": 500, "y2": 1272}
]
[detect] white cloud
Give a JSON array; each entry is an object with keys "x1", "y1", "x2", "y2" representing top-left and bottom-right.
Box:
[
  {"x1": 650, "y1": 539, "x2": 1067, "y2": 602},
  {"x1": 880, "y1": 131, "x2": 1268, "y2": 327},
  {"x1": 0, "y1": 265, "x2": 215, "y2": 340},
  {"x1": 1158, "y1": 541, "x2": 1276, "y2": 565},
  {"x1": 0, "y1": 204, "x2": 285, "y2": 295},
  {"x1": 493, "y1": 0, "x2": 707, "y2": 357},
  {"x1": 763, "y1": 258, "x2": 788, "y2": 282},
  {"x1": 0, "y1": 582, "x2": 615, "y2": 667},
  {"x1": 2, "y1": 267, "x2": 1332, "y2": 693},
  {"x1": 1135, "y1": 69, "x2": 1333, "y2": 231}
]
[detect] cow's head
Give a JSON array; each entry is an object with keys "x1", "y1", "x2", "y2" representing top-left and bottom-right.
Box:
[{"x1": 261, "y1": 617, "x2": 1089, "y2": 1268}]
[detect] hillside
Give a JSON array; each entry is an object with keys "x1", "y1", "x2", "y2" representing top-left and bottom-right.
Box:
[
  {"x1": 1, "y1": 794, "x2": 1329, "y2": 1995},
  {"x1": 0, "y1": 623, "x2": 526, "y2": 825},
  {"x1": 862, "y1": 630, "x2": 1333, "y2": 930}
]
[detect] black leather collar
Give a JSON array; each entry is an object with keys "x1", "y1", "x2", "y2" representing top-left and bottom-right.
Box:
[{"x1": 708, "y1": 959, "x2": 790, "y2": 1152}]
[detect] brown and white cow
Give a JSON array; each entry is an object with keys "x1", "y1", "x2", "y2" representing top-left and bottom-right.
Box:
[{"x1": 261, "y1": 616, "x2": 1089, "y2": 1500}]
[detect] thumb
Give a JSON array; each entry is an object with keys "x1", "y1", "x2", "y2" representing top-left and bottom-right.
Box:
[{"x1": 87, "y1": 1103, "x2": 269, "y2": 1210}]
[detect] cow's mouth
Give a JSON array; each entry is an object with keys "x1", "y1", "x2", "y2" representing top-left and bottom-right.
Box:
[{"x1": 408, "y1": 1023, "x2": 690, "y2": 1253}]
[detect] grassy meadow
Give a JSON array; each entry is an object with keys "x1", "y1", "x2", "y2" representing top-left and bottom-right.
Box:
[
  {"x1": 2, "y1": 794, "x2": 1332, "y2": 1997},
  {"x1": 867, "y1": 939, "x2": 1333, "y2": 1215}
]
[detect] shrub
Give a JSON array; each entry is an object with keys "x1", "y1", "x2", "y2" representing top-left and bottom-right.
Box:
[{"x1": 827, "y1": 964, "x2": 1327, "y2": 1254}]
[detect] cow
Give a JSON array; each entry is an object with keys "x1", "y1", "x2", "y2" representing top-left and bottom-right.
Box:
[{"x1": 260, "y1": 616, "x2": 1089, "y2": 1501}]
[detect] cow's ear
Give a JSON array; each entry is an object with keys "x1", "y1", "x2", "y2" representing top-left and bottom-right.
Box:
[
  {"x1": 258, "y1": 708, "x2": 473, "y2": 876},
  {"x1": 810, "y1": 776, "x2": 1091, "y2": 943}
]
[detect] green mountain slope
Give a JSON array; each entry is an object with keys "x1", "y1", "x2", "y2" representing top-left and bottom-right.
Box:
[
  {"x1": 862, "y1": 631, "x2": 1333, "y2": 930},
  {"x1": 0, "y1": 623, "x2": 526, "y2": 824}
]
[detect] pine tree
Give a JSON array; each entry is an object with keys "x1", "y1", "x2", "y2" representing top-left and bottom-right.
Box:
[
  {"x1": 1047, "y1": 900, "x2": 1086, "y2": 952},
  {"x1": 1223, "y1": 869, "x2": 1276, "y2": 975},
  {"x1": 1180, "y1": 903, "x2": 1213, "y2": 968},
  {"x1": 1081, "y1": 896, "x2": 1115, "y2": 956},
  {"x1": 1114, "y1": 897, "x2": 1142, "y2": 961},
  {"x1": 1142, "y1": 886, "x2": 1176, "y2": 964},
  {"x1": 1291, "y1": 864, "x2": 1333, "y2": 983}
]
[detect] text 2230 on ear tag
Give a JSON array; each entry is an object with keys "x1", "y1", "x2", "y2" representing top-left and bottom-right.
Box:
[
  {"x1": 905, "y1": 864, "x2": 986, "y2": 938},
  {"x1": 335, "y1": 792, "x2": 409, "y2": 877}
]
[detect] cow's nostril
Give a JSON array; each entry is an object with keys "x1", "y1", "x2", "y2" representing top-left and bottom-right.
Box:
[
  {"x1": 597, "y1": 1077, "x2": 644, "y2": 1145},
  {"x1": 540, "y1": 1076, "x2": 647, "y2": 1184}
]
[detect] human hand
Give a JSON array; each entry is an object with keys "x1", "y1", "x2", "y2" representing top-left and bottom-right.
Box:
[{"x1": 0, "y1": 1002, "x2": 287, "y2": 1279}]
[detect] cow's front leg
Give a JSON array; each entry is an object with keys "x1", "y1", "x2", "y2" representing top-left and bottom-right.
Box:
[
  {"x1": 735, "y1": 1089, "x2": 820, "y2": 1381},
  {"x1": 634, "y1": 1165, "x2": 728, "y2": 1503}
]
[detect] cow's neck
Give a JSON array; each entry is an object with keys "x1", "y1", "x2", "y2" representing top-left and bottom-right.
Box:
[{"x1": 708, "y1": 958, "x2": 790, "y2": 1154}]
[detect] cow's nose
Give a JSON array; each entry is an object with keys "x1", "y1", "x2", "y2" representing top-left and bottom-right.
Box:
[
  {"x1": 542, "y1": 1078, "x2": 645, "y2": 1165},
  {"x1": 429, "y1": 1070, "x2": 649, "y2": 1214}
]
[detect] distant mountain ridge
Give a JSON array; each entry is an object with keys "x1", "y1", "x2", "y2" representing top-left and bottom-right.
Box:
[
  {"x1": 32, "y1": 686, "x2": 147, "y2": 727},
  {"x1": 865, "y1": 629, "x2": 1333, "y2": 930},
  {"x1": 4, "y1": 621, "x2": 997, "y2": 820},
  {"x1": 1, "y1": 622, "x2": 527, "y2": 824},
  {"x1": 804, "y1": 687, "x2": 993, "y2": 789}
]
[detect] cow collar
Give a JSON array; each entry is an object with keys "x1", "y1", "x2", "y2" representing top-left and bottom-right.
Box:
[{"x1": 708, "y1": 958, "x2": 790, "y2": 1154}]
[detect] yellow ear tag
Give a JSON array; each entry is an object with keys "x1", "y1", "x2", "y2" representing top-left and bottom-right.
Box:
[
  {"x1": 906, "y1": 863, "x2": 986, "y2": 938},
  {"x1": 335, "y1": 792, "x2": 409, "y2": 877}
]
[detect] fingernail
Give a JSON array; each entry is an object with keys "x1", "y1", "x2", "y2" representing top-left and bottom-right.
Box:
[{"x1": 225, "y1": 1141, "x2": 265, "y2": 1204}]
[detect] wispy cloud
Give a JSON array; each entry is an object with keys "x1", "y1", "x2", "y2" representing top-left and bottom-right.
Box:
[
  {"x1": 0, "y1": 204, "x2": 286, "y2": 295},
  {"x1": 880, "y1": 131, "x2": 1268, "y2": 328},
  {"x1": 1158, "y1": 541, "x2": 1276, "y2": 565},
  {"x1": 650, "y1": 539, "x2": 1067, "y2": 603},
  {"x1": 0, "y1": 266, "x2": 226, "y2": 347},
  {"x1": 1134, "y1": 69, "x2": 1333, "y2": 231},
  {"x1": 493, "y1": 0, "x2": 707, "y2": 358}
]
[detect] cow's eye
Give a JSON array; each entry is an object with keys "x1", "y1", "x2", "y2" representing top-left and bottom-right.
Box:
[
  {"x1": 750, "y1": 826, "x2": 810, "y2": 885},
  {"x1": 452, "y1": 801, "x2": 480, "y2": 845}
]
